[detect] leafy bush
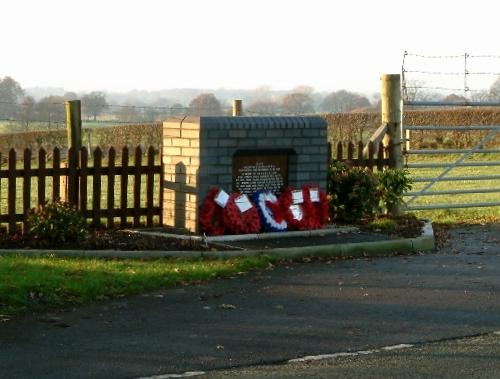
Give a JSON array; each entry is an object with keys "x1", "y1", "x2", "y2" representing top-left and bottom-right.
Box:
[
  {"x1": 377, "y1": 169, "x2": 413, "y2": 213},
  {"x1": 328, "y1": 162, "x2": 414, "y2": 222},
  {"x1": 28, "y1": 201, "x2": 88, "y2": 244},
  {"x1": 327, "y1": 161, "x2": 381, "y2": 222}
]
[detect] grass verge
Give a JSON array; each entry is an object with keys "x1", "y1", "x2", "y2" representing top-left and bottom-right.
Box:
[
  {"x1": 411, "y1": 208, "x2": 500, "y2": 225},
  {"x1": 0, "y1": 255, "x2": 276, "y2": 318}
]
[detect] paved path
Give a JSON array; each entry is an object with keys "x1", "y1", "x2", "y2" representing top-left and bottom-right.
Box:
[{"x1": 1, "y1": 224, "x2": 499, "y2": 379}]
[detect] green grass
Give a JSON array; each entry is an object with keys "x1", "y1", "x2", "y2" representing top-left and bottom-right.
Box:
[
  {"x1": 0, "y1": 120, "x2": 66, "y2": 134},
  {"x1": 404, "y1": 153, "x2": 500, "y2": 224},
  {"x1": 0, "y1": 255, "x2": 277, "y2": 317},
  {"x1": 367, "y1": 218, "x2": 398, "y2": 233},
  {"x1": 411, "y1": 208, "x2": 500, "y2": 224}
]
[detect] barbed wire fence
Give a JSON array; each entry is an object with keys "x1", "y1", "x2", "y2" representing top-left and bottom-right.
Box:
[
  {"x1": 0, "y1": 101, "x2": 239, "y2": 132},
  {"x1": 0, "y1": 99, "x2": 311, "y2": 138},
  {"x1": 400, "y1": 51, "x2": 500, "y2": 165},
  {"x1": 401, "y1": 51, "x2": 500, "y2": 103},
  {"x1": 0, "y1": 99, "x2": 284, "y2": 155}
]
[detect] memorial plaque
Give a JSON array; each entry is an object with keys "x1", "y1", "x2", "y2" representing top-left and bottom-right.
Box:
[{"x1": 233, "y1": 150, "x2": 289, "y2": 193}]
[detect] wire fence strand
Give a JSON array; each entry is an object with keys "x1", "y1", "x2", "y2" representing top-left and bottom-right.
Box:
[{"x1": 402, "y1": 51, "x2": 500, "y2": 102}]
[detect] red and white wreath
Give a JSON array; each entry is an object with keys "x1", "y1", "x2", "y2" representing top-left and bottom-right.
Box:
[
  {"x1": 200, "y1": 185, "x2": 329, "y2": 235},
  {"x1": 302, "y1": 184, "x2": 329, "y2": 229},
  {"x1": 199, "y1": 187, "x2": 227, "y2": 236},
  {"x1": 222, "y1": 193, "x2": 261, "y2": 235},
  {"x1": 279, "y1": 187, "x2": 313, "y2": 231},
  {"x1": 280, "y1": 185, "x2": 329, "y2": 230}
]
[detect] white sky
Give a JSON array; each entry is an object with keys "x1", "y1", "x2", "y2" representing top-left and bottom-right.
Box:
[{"x1": 1, "y1": 0, "x2": 498, "y2": 95}]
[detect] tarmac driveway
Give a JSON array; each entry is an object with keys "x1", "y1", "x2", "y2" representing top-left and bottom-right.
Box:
[{"x1": 0, "y1": 224, "x2": 499, "y2": 379}]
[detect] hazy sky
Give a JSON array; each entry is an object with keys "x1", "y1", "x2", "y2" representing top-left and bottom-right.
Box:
[{"x1": 1, "y1": 0, "x2": 498, "y2": 95}]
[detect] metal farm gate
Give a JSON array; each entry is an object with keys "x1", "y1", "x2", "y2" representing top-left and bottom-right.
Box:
[
  {"x1": 402, "y1": 103, "x2": 500, "y2": 211},
  {"x1": 402, "y1": 52, "x2": 500, "y2": 211}
]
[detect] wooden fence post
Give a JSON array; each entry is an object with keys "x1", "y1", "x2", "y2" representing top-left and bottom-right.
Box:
[
  {"x1": 232, "y1": 99, "x2": 243, "y2": 116},
  {"x1": 381, "y1": 74, "x2": 403, "y2": 169},
  {"x1": 64, "y1": 100, "x2": 82, "y2": 206},
  {"x1": 380, "y1": 74, "x2": 404, "y2": 216},
  {"x1": 66, "y1": 100, "x2": 82, "y2": 151}
]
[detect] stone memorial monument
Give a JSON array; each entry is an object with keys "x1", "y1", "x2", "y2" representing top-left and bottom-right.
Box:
[{"x1": 163, "y1": 116, "x2": 328, "y2": 233}]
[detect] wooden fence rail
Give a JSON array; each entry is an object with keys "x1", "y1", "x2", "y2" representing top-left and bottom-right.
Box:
[
  {"x1": 0, "y1": 140, "x2": 387, "y2": 235},
  {"x1": 329, "y1": 141, "x2": 389, "y2": 171},
  {"x1": 0, "y1": 145, "x2": 162, "y2": 234}
]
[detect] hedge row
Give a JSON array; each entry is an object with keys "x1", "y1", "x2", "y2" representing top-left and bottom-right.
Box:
[
  {"x1": 321, "y1": 108, "x2": 500, "y2": 149},
  {"x1": 0, "y1": 109, "x2": 498, "y2": 156},
  {"x1": 0, "y1": 123, "x2": 163, "y2": 157}
]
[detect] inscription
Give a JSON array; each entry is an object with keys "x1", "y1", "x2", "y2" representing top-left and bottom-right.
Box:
[
  {"x1": 235, "y1": 162, "x2": 283, "y2": 193},
  {"x1": 233, "y1": 152, "x2": 288, "y2": 193}
]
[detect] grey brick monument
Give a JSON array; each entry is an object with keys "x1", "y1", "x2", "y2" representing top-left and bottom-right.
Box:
[{"x1": 163, "y1": 116, "x2": 328, "y2": 233}]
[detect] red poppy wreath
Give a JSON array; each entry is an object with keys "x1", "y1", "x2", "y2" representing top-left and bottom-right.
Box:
[
  {"x1": 199, "y1": 187, "x2": 226, "y2": 236},
  {"x1": 302, "y1": 184, "x2": 329, "y2": 229},
  {"x1": 222, "y1": 193, "x2": 261, "y2": 235},
  {"x1": 279, "y1": 187, "x2": 313, "y2": 231}
]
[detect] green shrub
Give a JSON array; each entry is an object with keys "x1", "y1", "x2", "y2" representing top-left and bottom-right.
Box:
[
  {"x1": 28, "y1": 201, "x2": 88, "y2": 244},
  {"x1": 327, "y1": 161, "x2": 381, "y2": 222},
  {"x1": 377, "y1": 169, "x2": 413, "y2": 213}
]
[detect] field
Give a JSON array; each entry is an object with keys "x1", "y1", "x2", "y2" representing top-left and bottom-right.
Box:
[
  {"x1": 0, "y1": 112, "x2": 498, "y2": 317},
  {"x1": 0, "y1": 121, "x2": 162, "y2": 156},
  {"x1": 0, "y1": 110, "x2": 499, "y2": 227},
  {"x1": 404, "y1": 153, "x2": 500, "y2": 224}
]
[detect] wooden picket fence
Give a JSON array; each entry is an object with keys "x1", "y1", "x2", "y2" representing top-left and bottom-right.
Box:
[
  {"x1": 0, "y1": 139, "x2": 388, "y2": 235},
  {"x1": 329, "y1": 141, "x2": 390, "y2": 170},
  {"x1": 0, "y1": 145, "x2": 162, "y2": 234}
]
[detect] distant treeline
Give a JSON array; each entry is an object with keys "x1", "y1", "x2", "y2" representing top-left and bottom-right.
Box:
[{"x1": 1, "y1": 109, "x2": 499, "y2": 158}]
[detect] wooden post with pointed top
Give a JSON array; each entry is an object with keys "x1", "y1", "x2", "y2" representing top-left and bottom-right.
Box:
[{"x1": 232, "y1": 99, "x2": 243, "y2": 116}]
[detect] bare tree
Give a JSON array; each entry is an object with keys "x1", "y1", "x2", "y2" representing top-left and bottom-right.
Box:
[
  {"x1": 291, "y1": 85, "x2": 315, "y2": 95},
  {"x1": 247, "y1": 100, "x2": 280, "y2": 115},
  {"x1": 170, "y1": 103, "x2": 187, "y2": 117},
  {"x1": 0, "y1": 76, "x2": 24, "y2": 119},
  {"x1": 489, "y1": 77, "x2": 500, "y2": 100},
  {"x1": 442, "y1": 93, "x2": 468, "y2": 103},
  {"x1": 36, "y1": 96, "x2": 66, "y2": 129},
  {"x1": 63, "y1": 92, "x2": 78, "y2": 101},
  {"x1": 115, "y1": 105, "x2": 141, "y2": 123},
  {"x1": 320, "y1": 90, "x2": 370, "y2": 113},
  {"x1": 402, "y1": 80, "x2": 441, "y2": 102},
  {"x1": 248, "y1": 85, "x2": 273, "y2": 103},
  {"x1": 18, "y1": 96, "x2": 36, "y2": 131},
  {"x1": 82, "y1": 91, "x2": 108, "y2": 121},
  {"x1": 281, "y1": 92, "x2": 314, "y2": 115},
  {"x1": 189, "y1": 93, "x2": 222, "y2": 116},
  {"x1": 471, "y1": 90, "x2": 492, "y2": 102}
]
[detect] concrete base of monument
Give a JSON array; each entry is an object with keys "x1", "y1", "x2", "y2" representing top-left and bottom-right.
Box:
[
  {"x1": 202, "y1": 220, "x2": 435, "y2": 259},
  {"x1": 0, "y1": 222, "x2": 434, "y2": 259},
  {"x1": 205, "y1": 225, "x2": 360, "y2": 243}
]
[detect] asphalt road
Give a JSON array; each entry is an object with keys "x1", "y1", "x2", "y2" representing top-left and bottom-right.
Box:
[
  {"x1": 0, "y1": 224, "x2": 499, "y2": 379},
  {"x1": 202, "y1": 332, "x2": 500, "y2": 379}
]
